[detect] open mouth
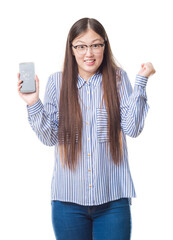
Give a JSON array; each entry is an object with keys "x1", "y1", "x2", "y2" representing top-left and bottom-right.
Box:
[
  {"x1": 84, "y1": 59, "x2": 95, "y2": 62},
  {"x1": 84, "y1": 59, "x2": 96, "y2": 65}
]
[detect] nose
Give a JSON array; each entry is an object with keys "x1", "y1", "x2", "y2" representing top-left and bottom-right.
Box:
[{"x1": 85, "y1": 46, "x2": 94, "y2": 56}]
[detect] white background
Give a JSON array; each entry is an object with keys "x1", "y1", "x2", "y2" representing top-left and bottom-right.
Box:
[{"x1": 0, "y1": 0, "x2": 173, "y2": 239}]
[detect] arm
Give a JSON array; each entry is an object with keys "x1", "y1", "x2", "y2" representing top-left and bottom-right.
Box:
[
  {"x1": 27, "y1": 74, "x2": 59, "y2": 146},
  {"x1": 120, "y1": 70, "x2": 149, "y2": 137},
  {"x1": 120, "y1": 62, "x2": 155, "y2": 137}
]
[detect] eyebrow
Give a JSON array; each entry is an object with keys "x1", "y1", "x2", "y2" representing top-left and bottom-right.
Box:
[{"x1": 74, "y1": 38, "x2": 104, "y2": 45}]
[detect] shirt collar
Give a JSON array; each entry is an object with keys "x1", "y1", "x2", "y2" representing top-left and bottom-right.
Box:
[{"x1": 77, "y1": 72, "x2": 102, "y2": 89}]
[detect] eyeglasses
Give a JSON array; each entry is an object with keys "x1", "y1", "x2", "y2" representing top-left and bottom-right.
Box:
[{"x1": 72, "y1": 43, "x2": 105, "y2": 55}]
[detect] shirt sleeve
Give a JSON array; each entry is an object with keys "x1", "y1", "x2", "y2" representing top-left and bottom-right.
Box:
[
  {"x1": 119, "y1": 70, "x2": 149, "y2": 137},
  {"x1": 27, "y1": 74, "x2": 59, "y2": 146}
]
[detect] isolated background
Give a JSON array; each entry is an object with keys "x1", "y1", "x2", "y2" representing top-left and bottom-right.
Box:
[{"x1": 0, "y1": 0, "x2": 172, "y2": 239}]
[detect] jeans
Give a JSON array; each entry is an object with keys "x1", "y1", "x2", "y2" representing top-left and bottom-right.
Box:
[{"x1": 51, "y1": 198, "x2": 132, "y2": 240}]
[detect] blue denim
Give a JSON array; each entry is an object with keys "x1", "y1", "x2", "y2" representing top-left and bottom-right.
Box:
[{"x1": 51, "y1": 198, "x2": 132, "y2": 240}]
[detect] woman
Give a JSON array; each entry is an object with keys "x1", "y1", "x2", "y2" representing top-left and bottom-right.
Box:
[{"x1": 18, "y1": 18, "x2": 155, "y2": 240}]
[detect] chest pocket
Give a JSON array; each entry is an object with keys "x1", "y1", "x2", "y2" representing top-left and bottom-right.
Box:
[{"x1": 96, "y1": 108, "x2": 109, "y2": 142}]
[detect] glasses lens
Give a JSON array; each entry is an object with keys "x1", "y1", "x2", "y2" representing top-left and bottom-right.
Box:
[
  {"x1": 74, "y1": 44, "x2": 105, "y2": 54},
  {"x1": 91, "y1": 44, "x2": 104, "y2": 53},
  {"x1": 76, "y1": 45, "x2": 86, "y2": 54}
]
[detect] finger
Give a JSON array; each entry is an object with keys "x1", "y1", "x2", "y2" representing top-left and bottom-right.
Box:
[
  {"x1": 140, "y1": 64, "x2": 147, "y2": 72},
  {"x1": 17, "y1": 73, "x2": 20, "y2": 80},
  {"x1": 35, "y1": 74, "x2": 39, "y2": 90},
  {"x1": 17, "y1": 80, "x2": 23, "y2": 86},
  {"x1": 35, "y1": 74, "x2": 39, "y2": 81},
  {"x1": 152, "y1": 68, "x2": 156, "y2": 74},
  {"x1": 18, "y1": 84, "x2": 22, "y2": 93}
]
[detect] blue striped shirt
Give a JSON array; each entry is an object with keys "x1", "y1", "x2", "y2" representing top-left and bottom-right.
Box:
[{"x1": 27, "y1": 69, "x2": 149, "y2": 206}]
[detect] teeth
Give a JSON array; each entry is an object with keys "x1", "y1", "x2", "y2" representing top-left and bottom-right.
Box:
[{"x1": 85, "y1": 60, "x2": 95, "y2": 63}]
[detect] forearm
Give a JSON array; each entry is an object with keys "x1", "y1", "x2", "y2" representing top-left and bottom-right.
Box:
[
  {"x1": 27, "y1": 99, "x2": 58, "y2": 146},
  {"x1": 120, "y1": 75, "x2": 149, "y2": 137}
]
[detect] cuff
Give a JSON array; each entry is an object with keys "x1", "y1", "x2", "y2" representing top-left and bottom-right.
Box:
[
  {"x1": 27, "y1": 99, "x2": 43, "y2": 116},
  {"x1": 135, "y1": 75, "x2": 148, "y2": 87}
]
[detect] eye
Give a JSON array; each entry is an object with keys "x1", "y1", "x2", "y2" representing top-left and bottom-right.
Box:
[
  {"x1": 77, "y1": 45, "x2": 86, "y2": 49},
  {"x1": 92, "y1": 44, "x2": 100, "y2": 48}
]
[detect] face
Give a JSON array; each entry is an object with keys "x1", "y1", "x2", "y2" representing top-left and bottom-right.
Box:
[{"x1": 72, "y1": 29, "x2": 105, "y2": 80}]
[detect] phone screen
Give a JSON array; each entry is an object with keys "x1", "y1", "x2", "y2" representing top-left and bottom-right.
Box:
[{"x1": 19, "y1": 62, "x2": 35, "y2": 93}]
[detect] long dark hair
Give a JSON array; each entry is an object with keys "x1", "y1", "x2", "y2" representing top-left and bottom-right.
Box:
[{"x1": 58, "y1": 18, "x2": 122, "y2": 170}]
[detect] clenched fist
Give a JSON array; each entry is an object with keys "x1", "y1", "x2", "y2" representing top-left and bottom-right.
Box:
[{"x1": 138, "y1": 62, "x2": 156, "y2": 78}]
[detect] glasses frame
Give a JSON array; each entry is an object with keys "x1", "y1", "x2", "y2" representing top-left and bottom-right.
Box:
[{"x1": 71, "y1": 42, "x2": 105, "y2": 55}]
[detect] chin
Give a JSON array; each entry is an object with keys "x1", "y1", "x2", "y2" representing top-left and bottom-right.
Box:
[{"x1": 84, "y1": 66, "x2": 99, "y2": 74}]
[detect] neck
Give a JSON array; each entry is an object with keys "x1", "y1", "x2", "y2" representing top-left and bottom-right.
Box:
[{"x1": 78, "y1": 71, "x2": 96, "y2": 81}]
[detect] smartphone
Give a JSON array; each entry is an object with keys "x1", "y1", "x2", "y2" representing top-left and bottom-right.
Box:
[{"x1": 19, "y1": 62, "x2": 36, "y2": 93}]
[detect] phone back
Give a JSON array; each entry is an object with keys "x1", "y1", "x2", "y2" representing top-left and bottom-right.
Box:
[{"x1": 19, "y1": 62, "x2": 35, "y2": 93}]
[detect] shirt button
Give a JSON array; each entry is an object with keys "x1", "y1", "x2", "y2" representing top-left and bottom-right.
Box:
[
  {"x1": 87, "y1": 122, "x2": 89, "y2": 125},
  {"x1": 87, "y1": 106, "x2": 89, "y2": 110},
  {"x1": 88, "y1": 169, "x2": 91, "y2": 172},
  {"x1": 89, "y1": 185, "x2": 92, "y2": 188},
  {"x1": 88, "y1": 153, "x2": 91, "y2": 157},
  {"x1": 87, "y1": 91, "x2": 89, "y2": 94},
  {"x1": 87, "y1": 138, "x2": 90, "y2": 141}
]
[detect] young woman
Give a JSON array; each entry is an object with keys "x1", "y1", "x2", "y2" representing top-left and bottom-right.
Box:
[{"x1": 18, "y1": 18, "x2": 155, "y2": 240}]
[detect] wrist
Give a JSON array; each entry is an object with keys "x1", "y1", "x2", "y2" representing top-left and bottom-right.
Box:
[
  {"x1": 27, "y1": 99, "x2": 43, "y2": 116},
  {"x1": 135, "y1": 75, "x2": 148, "y2": 87},
  {"x1": 28, "y1": 98, "x2": 39, "y2": 106}
]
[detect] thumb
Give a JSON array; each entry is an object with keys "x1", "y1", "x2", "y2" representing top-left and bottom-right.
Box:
[
  {"x1": 35, "y1": 75, "x2": 39, "y2": 91},
  {"x1": 35, "y1": 74, "x2": 39, "y2": 81},
  {"x1": 141, "y1": 63, "x2": 146, "y2": 71}
]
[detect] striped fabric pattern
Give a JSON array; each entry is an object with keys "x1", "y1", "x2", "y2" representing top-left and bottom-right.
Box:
[{"x1": 27, "y1": 69, "x2": 149, "y2": 206}]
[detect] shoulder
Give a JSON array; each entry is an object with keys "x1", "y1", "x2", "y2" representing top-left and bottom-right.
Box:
[
  {"x1": 116, "y1": 68, "x2": 130, "y2": 84},
  {"x1": 45, "y1": 72, "x2": 62, "y2": 98},
  {"x1": 49, "y1": 71, "x2": 62, "y2": 84},
  {"x1": 115, "y1": 68, "x2": 133, "y2": 97},
  {"x1": 114, "y1": 67, "x2": 128, "y2": 88},
  {"x1": 47, "y1": 72, "x2": 62, "y2": 90},
  {"x1": 113, "y1": 67, "x2": 128, "y2": 82},
  {"x1": 116, "y1": 67, "x2": 127, "y2": 78}
]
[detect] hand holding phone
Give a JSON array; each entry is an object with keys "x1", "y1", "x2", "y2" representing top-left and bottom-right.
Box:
[
  {"x1": 19, "y1": 62, "x2": 36, "y2": 93},
  {"x1": 17, "y1": 62, "x2": 39, "y2": 106}
]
